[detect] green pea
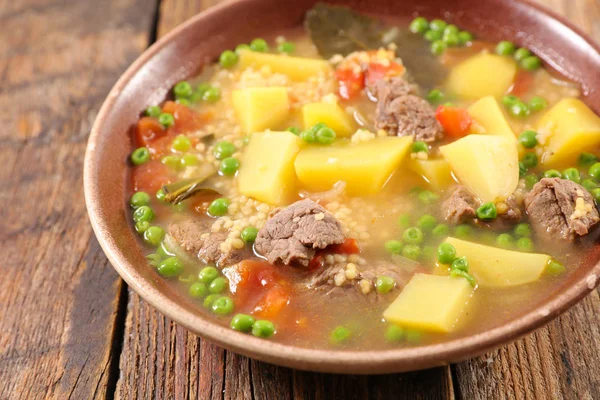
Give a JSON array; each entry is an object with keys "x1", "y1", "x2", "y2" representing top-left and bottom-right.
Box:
[
  {"x1": 157, "y1": 241, "x2": 173, "y2": 259},
  {"x1": 518, "y1": 130, "x2": 538, "y2": 149},
  {"x1": 418, "y1": 190, "x2": 439, "y2": 205},
  {"x1": 131, "y1": 147, "x2": 150, "y2": 165},
  {"x1": 130, "y1": 191, "x2": 151, "y2": 209},
  {"x1": 398, "y1": 214, "x2": 411, "y2": 229},
  {"x1": 450, "y1": 268, "x2": 477, "y2": 286},
  {"x1": 582, "y1": 179, "x2": 598, "y2": 191},
  {"x1": 220, "y1": 157, "x2": 240, "y2": 176},
  {"x1": 230, "y1": 314, "x2": 255, "y2": 333},
  {"x1": 496, "y1": 233, "x2": 513, "y2": 249},
  {"x1": 173, "y1": 81, "x2": 193, "y2": 98},
  {"x1": 429, "y1": 19, "x2": 447, "y2": 31},
  {"x1": 417, "y1": 214, "x2": 437, "y2": 231},
  {"x1": 181, "y1": 154, "x2": 199, "y2": 167},
  {"x1": 208, "y1": 198, "x2": 230, "y2": 216},
  {"x1": 330, "y1": 326, "x2": 351, "y2": 344},
  {"x1": 442, "y1": 32, "x2": 460, "y2": 47},
  {"x1": 199, "y1": 266, "x2": 219, "y2": 284},
  {"x1": 211, "y1": 296, "x2": 234, "y2": 315},
  {"x1": 277, "y1": 41, "x2": 295, "y2": 54},
  {"x1": 213, "y1": 141, "x2": 236, "y2": 160},
  {"x1": 516, "y1": 237, "x2": 534, "y2": 252},
  {"x1": 287, "y1": 127, "x2": 300, "y2": 135},
  {"x1": 496, "y1": 41, "x2": 516, "y2": 56},
  {"x1": 252, "y1": 320, "x2": 276, "y2": 338},
  {"x1": 424, "y1": 29, "x2": 443, "y2": 42},
  {"x1": 219, "y1": 50, "x2": 238, "y2": 68},
  {"x1": 476, "y1": 202, "x2": 497, "y2": 220},
  {"x1": 403, "y1": 227, "x2": 424, "y2": 244},
  {"x1": 375, "y1": 276, "x2": 395, "y2": 294},
  {"x1": 189, "y1": 282, "x2": 208, "y2": 298},
  {"x1": 589, "y1": 162, "x2": 600, "y2": 181},
  {"x1": 196, "y1": 83, "x2": 211, "y2": 97},
  {"x1": 591, "y1": 188, "x2": 600, "y2": 202},
  {"x1": 203, "y1": 294, "x2": 220, "y2": 309},
  {"x1": 579, "y1": 152, "x2": 598, "y2": 167},
  {"x1": 384, "y1": 325, "x2": 405, "y2": 343},
  {"x1": 161, "y1": 155, "x2": 182, "y2": 170},
  {"x1": 241, "y1": 226, "x2": 258, "y2": 244},
  {"x1": 242, "y1": 135, "x2": 251, "y2": 145},
  {"x1": 543, "y1": 169, "x2": 562, "y2": 179},
  {"x1": 409, "y1": 17, "x2": 429, "y2": 33},
  {"x1": 384, "y1": 240, "x2": 403, "y2": 254},
  {"x1": 158, "y1": 113, "x2": 175, "y2": 128},
  {"x1": 404, "y1": 329, "x2": 422, "y2": 343},
  {"x1": 510, "y1": 101, "x2": 530, "y2": 117},
  {"x1": 454, "y1": 224, "x2": 473, "y2": 239},
  {"x1": 401, "y1": 244, "x2": 421, "y2": 260},
  {"x1": 171, "y1": 134, "x2": 191, "y2": 151},
  {"x1": 528, "y1": 96, "x2": 548, "y2": 112},
  {"x1": 316, "y1": 126, "x2": 336, "y2": 144},
  {"x1": 514, "y1": 48, "x2": 531, "y2": 61},
  {"x1": 202, "y1": 87, "x2": 221, "y2": 103},
  {"x1": 519, "y1": 162, "x2": 528, "y2": 178},
  {"x1": 458, "y1": 31, "x2": 473, "y2": 45},
  {"x1": 176, "y1": 98, "x2": 191, "y2": 106},
  {"x1": 443, "y1": 24, "x2": 459, "y2": 35},
  {"x1": 437, "y1": 242, "x2": 456, "y2": 265},
  {"x1": 235, "y1": 44, "x2": 250, "y2": 54},
  {"x1": 546, "y1": 260, "x2": 566, "y2": 276},
  {"x1": 412, "y1": 141, "x2": 429, "y2": 153},
  {"x1": 156, "y1": 188, "x2": 166, "y2": 203},
  {"x1": 502, "y1": 95, "x2": 520, "y2": 108},
  {"x1": 133, "y1": 205, "x2": 154, "y2": 223},
  {"x1": 426, "y1": 89, "x2": 444, "y2": 104},
  {"x1": 209, "y1": 277, "x2": 228, "y2": 294},
  {"x1": 562, "y1": 168, "x2": 581, "y2": 183},
  {"x1": 521, "y1": 55, "x2": 541, "y2": 71},
  {"x1": 249, "y1": 38, "x2": 268, "y2": 52},
  {"x1": 157, "y1": 256, "x2": 183, "y2": 277},
  {"x1": 430, "y1": 40, "x2": 447, "y2": 55},
  {"x1": 432, "y1": 223, "x2": 449, "y2": 238},
  {"x1": 135, "y1": 221, "x2": 150, "y2": 234},
  {"x1": 514, "y1": 223, "x2": 531, "y2": 238},
  {"x1": 143, "y1": 226, "x2": 165, "y2": 247},
  {"x1": 522, "y1": 152, "x2": 538, "y2": 168},
  {"x1": 451, "y1": 256, "x2": 469, "y2": 272},
  {"x1": 300, "y1": 130, "x2": 317, "y2": 143},
  {"x1": 146, "y1": 253, "x2": 162, "y2": 267},
  {"x1": 524, "y1": 174, "x2": 539, "y2": 190},
  {"x1": 145, "y1": 105, "x2": 161, "y2": 117}
]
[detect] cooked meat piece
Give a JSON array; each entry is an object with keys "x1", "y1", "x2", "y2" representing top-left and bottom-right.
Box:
[
  {"x1": 372, "y1": 76, "x2": 443, "y2": 142},
  {"x1": 169, "y1": 219, "x2": 251, "y2": 266},
  {"x1": 524, "y1": 178, "x2": 600, "y2": 241},
  {"x1": 498, "y1": 196, "x2": 523, "y2": 223},
  {"x1": 254, "y1": 199, "x2": 345, "y2": 267},
  {"x1": 441, "y1": 186, "x2": 479, "y2": 224}
]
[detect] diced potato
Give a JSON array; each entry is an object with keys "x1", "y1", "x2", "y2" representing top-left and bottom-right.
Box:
[
  {"x1": 468, "y1": 96, "x2": 516, "y2": 139},
  {"x1": 302, "y1": 101, "x2": 355, "y2": 137},
  {"x1": 446, "y1": 53, "x2": 517, "y2": 100},
  {"x1": 408, "y1": 158, "x2": 455, "y2": 190},
  {"x1": 232, "y1": 87, "x2": 290, "y2": 133},
  {"x1": 445, "y1": 237, "x2": 551, "y2": 287},
  {"x1": 294, "y1": 136, "x2": 412, "y2": 195},
  {"x1": 537, "y1": 98, "x2": 600, "y2": 167},
  {"x1": 383, "y1": 274, "x2": 473, "y2": 333},
  {"x1": 440, "y1": 135, "x2": 518, "y2": 202},
  {"x1": 238, "y1": 51, "x2": 332, "y2": 81},
  {"x1": 238, "y1": 131, "x2": 302, "y2": 204}
]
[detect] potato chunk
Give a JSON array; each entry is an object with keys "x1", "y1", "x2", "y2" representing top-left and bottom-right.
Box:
[
  {"x1": 408, "y1": 158, "x2": 455, "y2": 190},
  {"x1": 446, "y1": 54, "x2": 517, "y2": 100},
  {"x1": 238, "y1": 51, "x2": 332, "y2": 81},
  {"x1": 440, "y1": 135, "x2": 518, "y2": 202},
  {"x1": 383, "y1": 274, "x2": 473, "y2": 333},
  {"x1": 294, "y1": 136, "x2": 412, "y2": 195},
  {"x1": 238, "y1": 131, "x2": 302, "y2": 204},
  {"x1": 444, "y1": 237, "x2": 551, "y2": 287},
  {"x1": 302, "y1": 101, "x2": 355, "y2": 137},
  {"x1": 232, "y1": 87, "x2": 290, "y2": 133},
  {"x1": 537, "y1": 98, "x2": 600, "y2": 167},
  {"x1": 468, "y1": 96, "x2": 516, "y2": 139}
]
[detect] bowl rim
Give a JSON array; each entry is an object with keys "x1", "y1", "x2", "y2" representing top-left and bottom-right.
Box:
[{"x1": 84, "y1": 0, "x2": 600, "y2": 373}]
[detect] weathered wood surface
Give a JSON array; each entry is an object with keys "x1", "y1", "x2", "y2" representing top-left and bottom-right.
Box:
[{"x1": 2, "y1": 0, "x2": 600, "y2": 399}]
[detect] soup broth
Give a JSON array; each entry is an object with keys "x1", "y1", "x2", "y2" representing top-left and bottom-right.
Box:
[{"x1": 126, "y1": 5, "x2": 600, "y2": 350}]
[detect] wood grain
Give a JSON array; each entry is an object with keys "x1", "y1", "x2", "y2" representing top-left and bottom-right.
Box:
[{"x1": 0, "y1": 0, "x2": 156, "y2": 399}]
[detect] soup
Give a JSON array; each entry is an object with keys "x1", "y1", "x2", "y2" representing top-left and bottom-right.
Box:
[{"x1": 126, "y1": 4, "x2": 600, "y2": 349}]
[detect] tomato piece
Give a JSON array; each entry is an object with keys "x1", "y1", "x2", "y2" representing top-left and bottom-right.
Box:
[
  {"x1": 162, "y1": 101, "x2": 204, "y2": 134},
  {"x1": 227, "y1": 260, "x2": 281, "y2": 307},
  {"x1": 509, "y1": 69, "x2": 534, "y2": 97},
  {"x1": 435, "y1": 105, "x2": 473, "y2": 138},
  {"x1": 135, "y1": 117, "x2": 165, "y2": 147},
  {"x1": 328, "y1": 238, "x2": 361, "y2": 255},
  {"x1": 146, "y1": 135, "x2": 173, "y2": 159},
  {"x1": 335, "y1": 67, "x2": 365, "y2": 100},
  {"x1": 253, "y1": 285, "x2": 291, "y2": 318},
  {"x1": 308, "y1": 254, "x2": 324, "y2": 271},
  {"x1": 131, "y1": 160, "x2": 171, "y2": 193},
  {"x1": 364, "y1": 61, "x2": 404, "y2": 87}
]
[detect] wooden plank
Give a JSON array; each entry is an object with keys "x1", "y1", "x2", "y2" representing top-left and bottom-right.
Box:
[
  {"x1": 0, "y1": 1, "x2": 156, "y2": 399},
  {"x1": 115, "y1": 1, "x2": 455, "y2": 399}
]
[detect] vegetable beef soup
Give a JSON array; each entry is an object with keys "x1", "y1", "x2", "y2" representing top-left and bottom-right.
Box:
[{"x1": 126, "y1": 5, "x2": 600, "y2": 349}]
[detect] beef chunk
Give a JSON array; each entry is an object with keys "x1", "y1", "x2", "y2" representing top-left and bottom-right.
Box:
[
  {"x1": 372, "y1": 76, "x2": 443, "y2": 142},
  {"x1": 499, "y1": 196, "x2": 523, "y2": 223},
  {"x1": 441, "y1": 186, "x2": 478, "y2": 224},
  {"x1": 524, "y1": 178, "x2": 599, "y2": 241},
  {"x1": 169, "y1": 220, "x2": 250, "y2": 266},
  {"x1": 254, "y1": 199, "x2": 345, "y2": 267}
]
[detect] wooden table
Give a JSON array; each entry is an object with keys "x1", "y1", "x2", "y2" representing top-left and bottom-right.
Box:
[{"x1": 3, "y1": 0, "x2": 600, "y2": 398}]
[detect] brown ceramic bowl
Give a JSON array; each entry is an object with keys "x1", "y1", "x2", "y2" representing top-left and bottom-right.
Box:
[{"x1": 84, "y1": 0, "x2": 600, "y2": 373}]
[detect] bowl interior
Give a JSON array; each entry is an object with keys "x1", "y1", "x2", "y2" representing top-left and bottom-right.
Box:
[{"x1": 84, "y1": 0, "x2": 600, "y2": 373}]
